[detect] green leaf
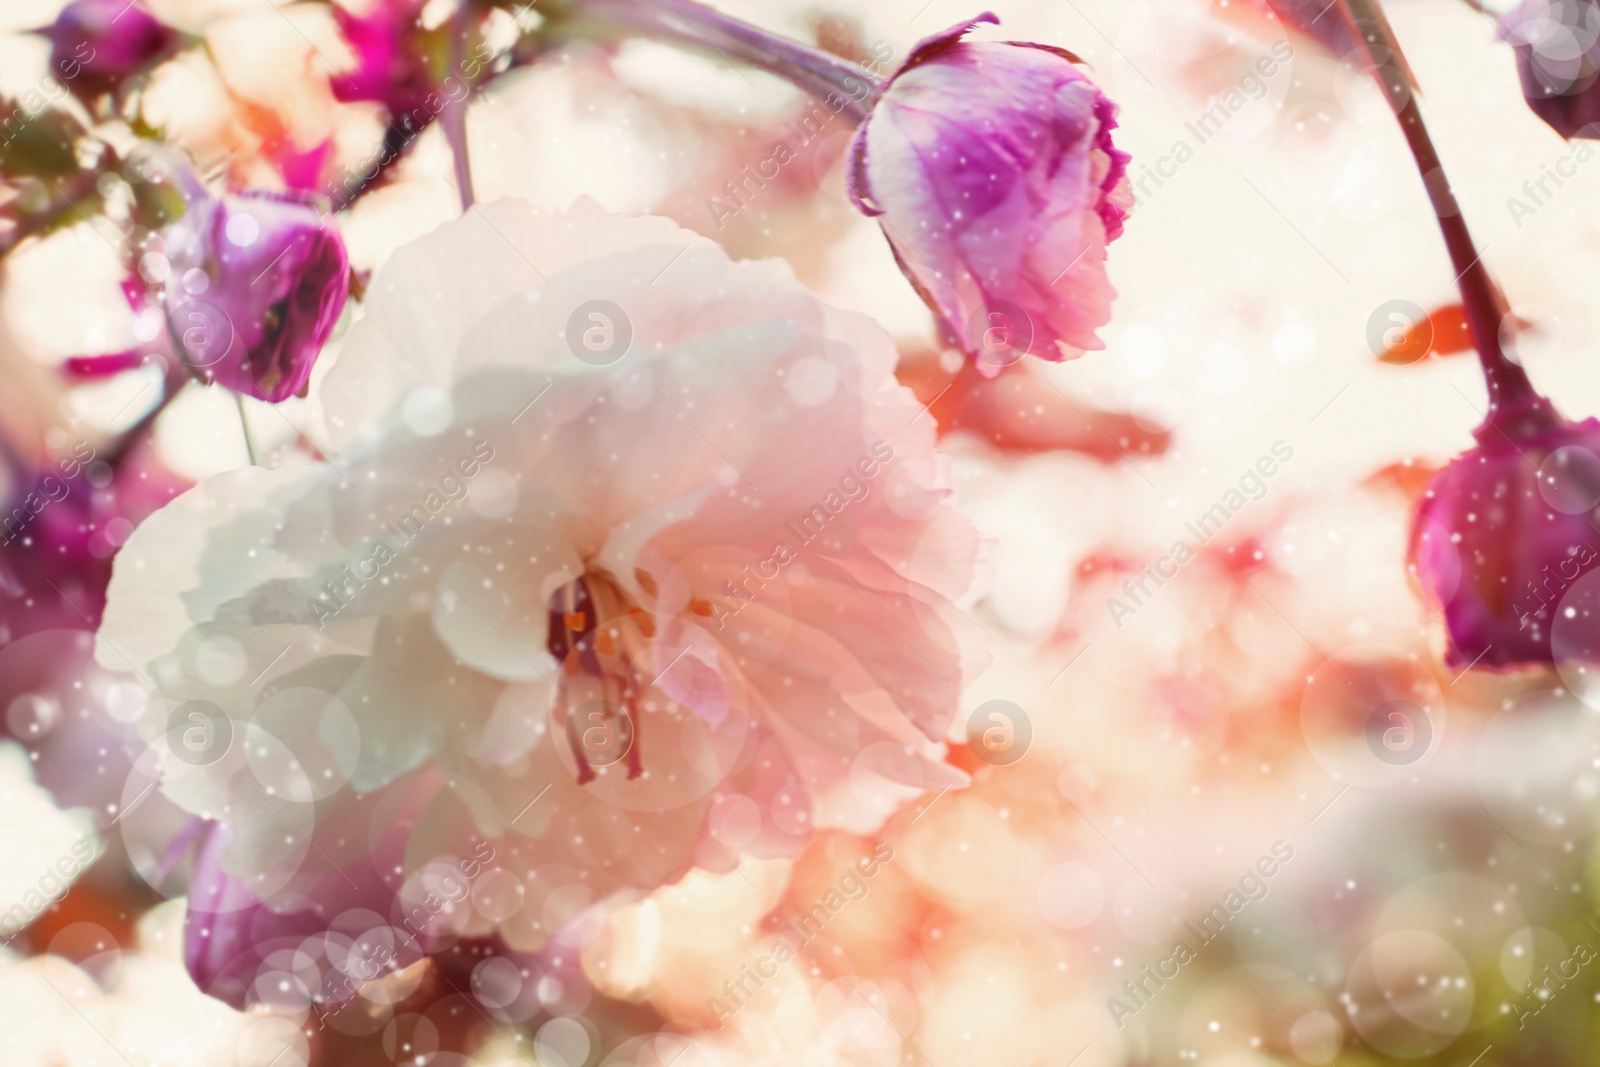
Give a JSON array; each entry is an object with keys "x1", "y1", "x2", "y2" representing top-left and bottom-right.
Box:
[
  {"x1": 126, "y1": 163, "x2": 187, "y2": 230},
  {"x1": 0, "y1": 99, "x2": 87, "y2": 179}
]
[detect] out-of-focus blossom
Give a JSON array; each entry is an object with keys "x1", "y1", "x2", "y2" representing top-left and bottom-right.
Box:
[
  {"x1": 0, "y1": 439, "x2": 186, "y2": 824},
  {"x1": 1500, "y1": 0, "x2": 1600, "y2": 139},
  {"x1": 163, "y1": 192, "x2": 350, "y2": 402},
  {"x1": 1374, "y1": 303, "x2": 1474, "y2": 365},
  {"x1": 63, "y1": 276, "x2": 167, "y2": 383},
  {"x1": 99, "y1": 200, "x2": 983, "y2": 1006},
  {"x1": 0, "y1": 442, "x2": 185, "y2": 645},
  {"x1": 271, "y1": 139, "x2": 335, "y2": 194},
  {"x1": 41, "y1": 0, "x2": 178, "y2": 99},
  {"x1": 0, "y1": 900, "x2": 254, "y2": 1063},
  {"x1": 847, "y1": 13, "x2": 1131, "y2": 370},
  {"x1": 0, "y1": 458, "x2": 109, "y2": 645},
  {"x1": 181, "y1": 784, "x2": 584, "y2": 1015},
  {"x1": 229, "y1": 97, "x2": 338, "y2": 194},
  {"x1": 1410, "y1": 399, "x2": 1600, "y2": 669},
  {"x1": 181, "y1": 813, "x2": 425, "y2": 1008},
  {"x1": 896, "y1": 348, "x2": 1172, "y2": 460},
  {"x1": 332, "y1": 0, "x2": 436, "y2": 119}
]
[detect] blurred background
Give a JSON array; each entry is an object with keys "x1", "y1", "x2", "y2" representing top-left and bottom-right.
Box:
[{"x1": 5, "y1": 0, "x2": 1600, "y2": 1064}]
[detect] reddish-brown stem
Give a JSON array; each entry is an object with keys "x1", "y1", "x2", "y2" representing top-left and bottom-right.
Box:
[{"x1": 1335, "y1": 0, "x2": 1547, "y2": 425}]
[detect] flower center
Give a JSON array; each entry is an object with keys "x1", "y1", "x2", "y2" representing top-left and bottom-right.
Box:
[{"x1": 544, "y1": 569, "x2": 658, "y2": 784}]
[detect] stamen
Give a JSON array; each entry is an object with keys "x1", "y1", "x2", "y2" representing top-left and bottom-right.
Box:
[
  {"x1": 547, "y1": 570, "x2": 657, "y2": 783},
  {"x1": 624, "y1": 694, "x2": 643, "y2": 780}
]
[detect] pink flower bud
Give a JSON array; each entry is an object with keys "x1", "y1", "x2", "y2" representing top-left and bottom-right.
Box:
[
  {"x1": 847, "y1": 13, "x2": 1131, "y2": 370},
  {"x1": 1501, "y1": 0, "x2": 1600, "y2": 139},
  {"x1": 43, "y1": 0, "x2": 177, "y2": 98},
  {"x1": 1411, "y1": 402, "x2": 1600, "y2": 669},
  {"x1": 164, "y1": 193, "x2": 350, "y2": 403}
]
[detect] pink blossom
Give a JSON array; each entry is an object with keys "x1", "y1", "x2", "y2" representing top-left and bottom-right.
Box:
[
  {"x1": 847, "y1": 13, "x2": 1131, "y2": 369},
  {"x1": 99, "y1": 201, "x2": 985, "y2": 1006}
]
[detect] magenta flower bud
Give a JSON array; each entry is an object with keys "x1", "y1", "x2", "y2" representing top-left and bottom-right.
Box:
[
  {"x1": 847, "y1": 13, "x2": 1131, "y2": 370},
  {"x1": 1411, "y1": 402, "x2": 1600, "y2": 669},
  {"x1": 42, "y1": 0, "x2": 177, "y2": 98},
  {"x1": 164, "y1": 193, "x2": 350, "y2": 403},
  {"x1": 1500, "y1": 0, "x2": 1600, "y2": 139}
]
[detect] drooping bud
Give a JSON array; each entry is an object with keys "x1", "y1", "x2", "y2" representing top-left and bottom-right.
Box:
[
  {"x1": 164, "y1": 193, "x2": 350, "y2": 402},
  {"x1": 1411, "y1": 400, "x2": 1600, "y2": 669},
  {"x1": 1501, "y1": 0, "x2": 1600, "y2": 139},
  {"x1": 847, "y1": 13, "x2": 1131, "y2": 371}
]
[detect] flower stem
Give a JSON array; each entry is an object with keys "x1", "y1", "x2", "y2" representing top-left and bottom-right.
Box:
[
  {"x1": 443, "y1": 0, "x2": 476, "y2": 211},
  {"x1": 442, "y1": 98, "x2": 475, "y2": 211},
  {"x1": 1333, "y1": 0, "x2": 1545, "y2": 424},
  {"x1": 235, "y1": 392, "x2": 261, "y2": 467},
  {"x1": 552, "y1": 0, "x2": 884, "y2": 121}
]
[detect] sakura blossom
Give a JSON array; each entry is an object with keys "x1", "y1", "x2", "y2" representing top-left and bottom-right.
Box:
[{"x1": 96, "y1": 199, "x2": 982, "y2": 1007}]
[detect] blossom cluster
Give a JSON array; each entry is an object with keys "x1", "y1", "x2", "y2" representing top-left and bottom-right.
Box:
[{"x1": 6, "y1": 0, "x2": 1600, "y2": 1065}]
